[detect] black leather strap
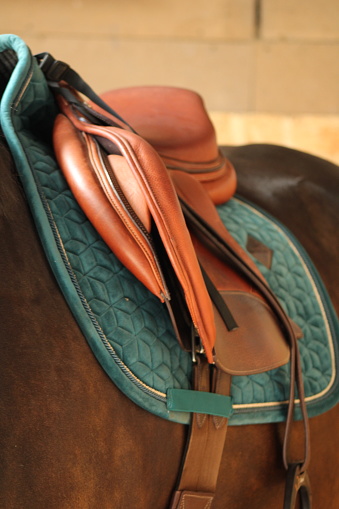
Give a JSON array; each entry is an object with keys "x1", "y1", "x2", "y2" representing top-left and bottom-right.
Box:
[
  {"x1": 200, "y1": 264, "x2": 238, "y2": 332},
  {"x1": 35, "y1": 52, "x2": 136, "y2": 132}
]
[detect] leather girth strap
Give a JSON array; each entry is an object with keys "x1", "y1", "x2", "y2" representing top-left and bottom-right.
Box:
[{"x1": 170, "y1": 357, "x2": 232, "y2": 509}]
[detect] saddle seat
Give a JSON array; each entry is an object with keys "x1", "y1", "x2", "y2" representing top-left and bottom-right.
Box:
[{"x1": 100, "y1": 86, "x2": 237, "y2": 205}]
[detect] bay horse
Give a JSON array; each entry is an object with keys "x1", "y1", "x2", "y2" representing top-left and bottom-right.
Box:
[{"x1": 0, "y1": 136, "x2": 338, "y2": 509}]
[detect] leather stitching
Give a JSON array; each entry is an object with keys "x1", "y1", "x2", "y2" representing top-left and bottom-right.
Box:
[{"x1": 180, "y1": 493, "x2": 213, "y2": 509}]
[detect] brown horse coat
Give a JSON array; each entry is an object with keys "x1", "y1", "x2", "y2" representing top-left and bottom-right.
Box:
[{"x1": 1, "y1": 140, "x2": 339, "y2": 508}]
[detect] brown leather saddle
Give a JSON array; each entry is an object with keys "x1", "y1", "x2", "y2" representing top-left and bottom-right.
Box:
[{"x1": 37, "y1": 53, "x2": 311, "y2": 509}]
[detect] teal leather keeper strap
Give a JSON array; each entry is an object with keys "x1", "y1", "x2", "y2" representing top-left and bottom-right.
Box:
[{"x1": 167, "y1": 388, "x2": 233, "y2": 418}]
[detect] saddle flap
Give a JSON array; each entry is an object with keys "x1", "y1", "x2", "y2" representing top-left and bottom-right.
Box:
[
  {"x1": 53, "y1": 95, "x2": 217, "y2": 362},
  {"x1": 53, "y1": 113, "x2": 165, "y2": 299},
  {"x1": 213, "y1": 292, "x2": 290, "y2": 375}
]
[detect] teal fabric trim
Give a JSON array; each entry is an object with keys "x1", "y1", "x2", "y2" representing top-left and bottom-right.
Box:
[
  {"x1": 0, "y1": 34, "x2": 31, "y2": 119},
  {"x1": 167, "y1": 389, "x2": 233, "y2": 418}
]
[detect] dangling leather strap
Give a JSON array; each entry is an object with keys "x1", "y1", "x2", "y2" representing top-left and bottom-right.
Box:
[
  {"x1": 170, "y1": 357, "x2": 232, "y2": 509},
  {"x1": 170, "y1": 171, "x2": 311, "y2": 507},
  {"x1": 282, "y1": 340, "x2": 311, "y2": 508}
]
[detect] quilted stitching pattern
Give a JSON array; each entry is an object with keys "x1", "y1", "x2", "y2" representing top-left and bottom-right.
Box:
[{"x1": 29, "y1": 143, "x2": 192, "y2": 394}]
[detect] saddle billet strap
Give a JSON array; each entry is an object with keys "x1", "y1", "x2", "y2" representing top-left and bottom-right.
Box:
[
  {"x1": 200, "y1": 265, "x2": 239, "y2": 332},
  {"x1": 35, "y1": 52, "x2": 136, "y2": 133},
  {"x1": 170, "y1": 357, "x2": 232, "y2": 509}
]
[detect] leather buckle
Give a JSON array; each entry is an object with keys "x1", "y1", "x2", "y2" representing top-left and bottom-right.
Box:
[
  {"x1": 283, "y1": 463, "x2": 312, "y2": 509},
  {"x1": 191, "y1": 327, "x2": 204, "y2": 363}
]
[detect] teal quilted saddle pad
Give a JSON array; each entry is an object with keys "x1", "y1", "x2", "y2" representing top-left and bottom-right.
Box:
[{"x1": 1, "y1": 35, "x2": 339, "y2": 425}]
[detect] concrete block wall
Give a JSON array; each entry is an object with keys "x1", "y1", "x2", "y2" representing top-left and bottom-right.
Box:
[{"x1": 1, "y1": 0, "x2": 339, "y2": 162}]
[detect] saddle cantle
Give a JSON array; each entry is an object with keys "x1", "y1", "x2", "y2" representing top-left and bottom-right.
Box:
[{"x1": 100, "y1": 86, "x2": 237, "y2": 205}]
